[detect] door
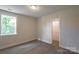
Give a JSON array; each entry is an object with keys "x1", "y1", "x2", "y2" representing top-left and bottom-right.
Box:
[{"x1": 52, "y1": 20, "x2": 60, "y2": 48}]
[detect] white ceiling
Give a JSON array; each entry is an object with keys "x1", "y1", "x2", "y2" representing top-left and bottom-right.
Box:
[{"x1": 0, "y1": 5, "x2": 76, "y2": 17}]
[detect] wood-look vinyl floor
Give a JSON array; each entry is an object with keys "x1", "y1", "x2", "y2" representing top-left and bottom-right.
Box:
[{"x1": 0, "y1": 40, "x2": 77, "y2": 54}]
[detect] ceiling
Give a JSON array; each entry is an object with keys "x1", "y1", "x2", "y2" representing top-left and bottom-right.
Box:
[{"x1": 0, "y1": 5, "x2": 76, "y2": 17}]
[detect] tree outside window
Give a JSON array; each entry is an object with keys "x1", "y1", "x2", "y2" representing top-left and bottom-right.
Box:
[{"x1": 1, "y1": 15, "x2": 16, "y2": 35}]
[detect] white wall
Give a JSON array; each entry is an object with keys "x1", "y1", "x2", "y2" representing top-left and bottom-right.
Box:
[
  {"x1": 0, "y1": 10, "x2": 37, "y2": 49},
  {"x1": 60, "y1": 10, "x2": 79, "y2": 53},
  {"x1": 37, "y1": 16, "x2": 52, "y2": 44},
  {"x1": 38, "y1": 7, "x2": 79, "y2": 53}
]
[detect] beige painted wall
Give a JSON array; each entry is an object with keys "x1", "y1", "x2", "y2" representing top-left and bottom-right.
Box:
[
  {"x1": 37, "y1": 7, "x2": 79, "y2": 53},
  {"x1": 0, "y1": 10, "x2": 37, "y2": 49}
]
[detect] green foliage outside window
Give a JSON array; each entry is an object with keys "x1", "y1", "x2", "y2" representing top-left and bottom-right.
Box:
[{"x1": 1, "y1": 15, "x2": 16, "y2": 35}]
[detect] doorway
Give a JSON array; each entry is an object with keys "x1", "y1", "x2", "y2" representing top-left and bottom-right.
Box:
[{"x1": 52, "y1": 19, "x2": 60, "y2": 48}]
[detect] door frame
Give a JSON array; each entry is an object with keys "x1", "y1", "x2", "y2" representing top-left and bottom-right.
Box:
[{"x1": 51, "y1": 18, "x2": 60, "y2": 48}]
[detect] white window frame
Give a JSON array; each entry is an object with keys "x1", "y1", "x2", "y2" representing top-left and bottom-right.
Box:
[{"x1": 0, "y1": 15, "x2": 17, "y2": 36}]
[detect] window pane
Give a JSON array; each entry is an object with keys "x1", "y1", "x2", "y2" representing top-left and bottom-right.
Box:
[{"x1": 1, "y1": 15, "x2": 16, "y2": 35}]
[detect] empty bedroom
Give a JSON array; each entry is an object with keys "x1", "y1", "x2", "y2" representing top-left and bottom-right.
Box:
[{"x1": 0, "y1": 5, "x2": 79, "y2": 54}]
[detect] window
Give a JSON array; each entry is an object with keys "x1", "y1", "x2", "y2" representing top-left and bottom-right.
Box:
[{"x1": 1, "y1": 15, "x2": 16, "y2": 35}]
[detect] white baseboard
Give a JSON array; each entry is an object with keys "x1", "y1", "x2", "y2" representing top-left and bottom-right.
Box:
[
  {"x1": 37, "y1": 38, "x2": 52, "y2": 44},
  {"x1": 60, "y1": 45, "x2": 79, "y2": 53},
  {"x1": 0, "y1": 39, "x2": 36, "y2": 49}
]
